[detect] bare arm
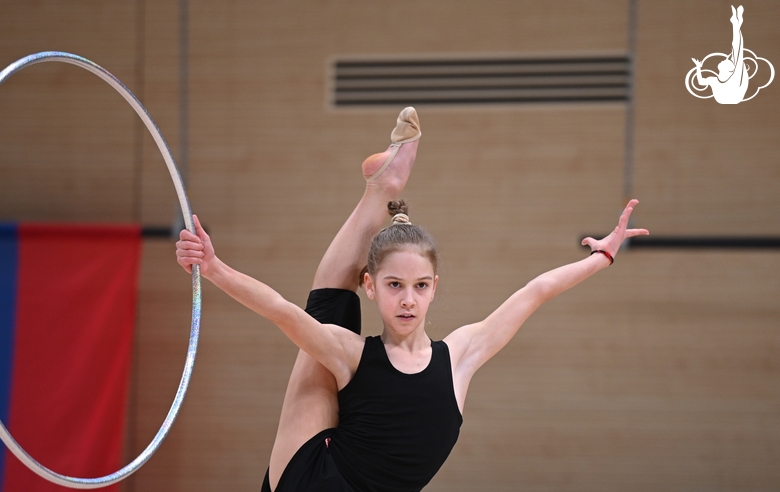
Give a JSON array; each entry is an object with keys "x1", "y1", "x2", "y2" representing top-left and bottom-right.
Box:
[
  {"x1": 692, "y1": 58, "x2": 711, "y2": 87},
  {"x1": 445, "y1": 200, "x2": 648, "y2": 383},
  {"x1": 176, "y1": 216, "x2": 362, "y2": 386}
]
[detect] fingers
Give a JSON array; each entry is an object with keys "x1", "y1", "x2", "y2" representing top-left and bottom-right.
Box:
[
  {"x1": 179, "y1": 215, "x2": 208, "y2": 242},
  {"x1": 179, "y1": 228, "x2": 200, "y2": 243},
  {"x1": 193, "y1": 214, "x2": 207, "y2": 239},
  {"x1": 176, "y1": 229, "x2": 204, "y2": 255},
  {"x1": 581, "y1": 236, "x2": 596, "y2": 248},
  {"x1": 626, "y1": 228, "x2": 650, "y2": 238},
  {"x1": 619, "y1": 200, "x2": 648, "y2": 237},
  {"x1": 617, "y1": 200, "x2": 636, "y2": 230},
  {"x1": 622, "y1": 199, "x2": 639, "y2": 217},
  {"x1": 178, "y1": 215, "x2": 207, "y2": 249},
  {"x1": 177, "y1": 228, "x2": 203, "y2": 248},
  {"x1": 176, "y1": 249, "x2": 203, "y2": 274},
  {"x1": 176, "y1": 243, "x2": 204, "y2": 261},
  {"x1": 176, "y1": 254, "x2": 198, "y2": 274},
  {"x1": 581, "y1": 200, "x2": 647, "y2": 260},
  {"x1": 176, "y1": 217, "x2": 206, "y2": 274}
]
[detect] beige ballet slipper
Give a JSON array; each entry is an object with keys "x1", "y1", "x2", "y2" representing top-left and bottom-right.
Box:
[{"x1": 365, "y1": 107, "x2": 422, "y2": 183}]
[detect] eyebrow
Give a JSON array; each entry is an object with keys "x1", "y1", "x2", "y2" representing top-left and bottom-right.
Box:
[{"x1": 383, "y1": 275, "x2": 434, "y2": 281}]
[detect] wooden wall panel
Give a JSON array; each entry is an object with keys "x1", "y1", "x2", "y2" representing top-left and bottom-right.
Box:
[
  {"x1": 138, "y1": 0, "x2": 184, "y2": 227},
  {"x1": 633, "y1": 0, "x2": 780, "y2": 234},
  {"x1": 0, "y1": 2, "x2": 139, "y2": 222},
  {"x1": 1, "y1": 1, "x2": 778, "y2": 491},
  {"x1": 434, "y1": 250, "x2": 780, "y2": 491}
]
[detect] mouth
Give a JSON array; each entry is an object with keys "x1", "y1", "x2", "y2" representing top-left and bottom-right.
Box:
[{"x1": 397, "y1": 314, "x2": 415, "y2": 320}]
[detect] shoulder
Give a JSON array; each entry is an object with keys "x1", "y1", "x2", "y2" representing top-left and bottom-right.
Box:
[
  {"x1": 363, "y1": 335, "x2": 381, "y2": 348},
  {"x1": 442, "y1": 322, "x2": 481, "y2": 364},
  {"x1": 431, "y1": 339, "x2": 450, "y2": 354},
  {"x1": 351, "y1": 334, "x2": 379, "y2": 362},
  {"x1": 432, "y1": 340, "x2": 456, "y2": 368}
]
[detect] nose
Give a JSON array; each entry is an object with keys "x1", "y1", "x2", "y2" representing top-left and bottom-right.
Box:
[{"x1": 400, "y1": 287, "x2": 415, "y2": 308}]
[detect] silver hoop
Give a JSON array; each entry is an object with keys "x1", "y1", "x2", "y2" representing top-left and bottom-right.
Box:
[{"x1": 0, "y1": 52, "x2": 201, "y2": 489}]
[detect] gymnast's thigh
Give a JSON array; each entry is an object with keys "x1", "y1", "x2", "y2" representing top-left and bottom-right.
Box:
[
  {"x1": 304, "y1": 288, "x2": 361, "y2": 334},
  {"x1": 262, "y1": 429, "x2": 354, "y2": 492},
  {"x1": 266, "y1": 289, "x2": 361, "y2": 488}
]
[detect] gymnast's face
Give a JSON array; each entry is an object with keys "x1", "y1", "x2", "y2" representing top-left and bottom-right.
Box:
[{"x1": 364, "y1": 246, "x2": 438, "y2": 335}]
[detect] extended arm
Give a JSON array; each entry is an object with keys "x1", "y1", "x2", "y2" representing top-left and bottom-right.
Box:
[
  {"x1": 446, "y1": 200, "x2": 648, "y2": 380},
  {"x1": 692, "y1": 58, "x2": 711, "y2": 87},
  {"x1": 176, "y1": 216, "x2": 361, "y2": 385}
]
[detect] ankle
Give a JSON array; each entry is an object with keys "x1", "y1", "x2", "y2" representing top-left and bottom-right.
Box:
[{"x1": 363, "y1": 179, "x2": 403, "y2": 202}]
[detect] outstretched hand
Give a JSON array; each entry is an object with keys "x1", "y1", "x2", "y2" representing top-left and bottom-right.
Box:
[
  {"x1": 581, "y1": 199, "x2": 649, "y2": 260},
  {"x1": 176, "y1": 215, "x2": 215, "y2": 275}
]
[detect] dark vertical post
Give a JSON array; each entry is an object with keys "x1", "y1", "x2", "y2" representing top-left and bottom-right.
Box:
[
  {"x1": 623, "y1": 0, "x2": 638, "y2": 204},
  {"x1": 172, "y1": 0, "x2": 190, "y2": 237},
  {"x1": 127, "y1": 3, "x2": 146, "y2": 491},
  {"x1": 132, "y1": 0, "x2": 146, "y2": 225}
]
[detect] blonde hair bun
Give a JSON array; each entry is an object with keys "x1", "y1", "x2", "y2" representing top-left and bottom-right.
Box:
[{"x1": 388, "y1": 200, "x2": 410, "y2": 225}]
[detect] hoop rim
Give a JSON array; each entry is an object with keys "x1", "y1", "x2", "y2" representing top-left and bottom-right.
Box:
[{"x1": 0, "y1": 51, "x2": 201, "y2": 489}]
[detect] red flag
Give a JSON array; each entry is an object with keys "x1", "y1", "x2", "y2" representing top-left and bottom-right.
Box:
[{"x1": 2, "y1": 224, "x2": 140, "y2": 491}]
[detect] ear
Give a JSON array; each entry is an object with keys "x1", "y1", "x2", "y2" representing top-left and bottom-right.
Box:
[
  {"x1": 431, "y1": 275, "x2": 439, "y2": 300},
  {"x1": 363, "y1": 272, "x2": 375, "y2": 300}
]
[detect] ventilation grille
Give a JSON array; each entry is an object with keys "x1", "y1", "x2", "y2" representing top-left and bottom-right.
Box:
[{"x1": 332, "y1": 55, "x2": 630, "y2": 107}]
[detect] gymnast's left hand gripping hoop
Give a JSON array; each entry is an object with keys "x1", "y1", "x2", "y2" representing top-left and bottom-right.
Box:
[{"x1": 0, "y1": 52, "x2": 201, "y2": 489}]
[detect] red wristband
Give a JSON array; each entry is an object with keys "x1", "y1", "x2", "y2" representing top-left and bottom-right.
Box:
[{"x1": 590, "y1": 250, "x2": 614, "y2": 265}]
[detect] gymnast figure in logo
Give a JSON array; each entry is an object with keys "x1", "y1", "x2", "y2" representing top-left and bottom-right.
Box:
[{"x1": 691, "y1": 5, "x2": 747, "y2": 104}]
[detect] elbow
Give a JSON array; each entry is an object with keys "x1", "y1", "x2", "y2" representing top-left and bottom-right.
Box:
[
  {"x1": 524, "y1": 277, "x2": 556, "y2": 306},
  {"x1": 265, "y1": 292, "x2": 299, "y2": 328}
]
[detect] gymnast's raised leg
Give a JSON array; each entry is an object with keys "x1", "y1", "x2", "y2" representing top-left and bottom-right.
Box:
[{"x1": 264, "y1": 108, "x2": 421, "y2": 491}]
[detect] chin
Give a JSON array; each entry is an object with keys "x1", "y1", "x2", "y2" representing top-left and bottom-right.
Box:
[{"x1": 387, "y1": 320, "x2": 421, "y2": 335}]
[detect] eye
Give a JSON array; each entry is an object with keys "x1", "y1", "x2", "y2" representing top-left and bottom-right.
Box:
[
  {"x1": 416, "y1": 282, "x2": 429, "y2": 289},
  {"x1": 388, "y1": 281, "x2": 401, "y2": 288}
]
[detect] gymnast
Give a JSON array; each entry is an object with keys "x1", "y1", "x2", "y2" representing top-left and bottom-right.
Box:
[
  {"x1": 692, "y1": 5, "x2": 748, "y2": 104},
  {"x1": 175, "y1": 107, "x2": 649, "y2": 492}
]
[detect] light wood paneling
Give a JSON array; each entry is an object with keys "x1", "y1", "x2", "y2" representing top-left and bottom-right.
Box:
[
  {"x1": 633, "y1": 0, "x2": 780, "y2": 234},
  {"x1": 1, "y1": 1, "x2": 778, "y2": 491},
  {"x1": 0, "y1": 3, "x2": 139, "y2": 223}
]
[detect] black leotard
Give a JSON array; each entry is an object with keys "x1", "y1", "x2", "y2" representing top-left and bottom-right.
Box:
[{"x1": 329, "y1": 336, "x2": 463, "y2": 492}]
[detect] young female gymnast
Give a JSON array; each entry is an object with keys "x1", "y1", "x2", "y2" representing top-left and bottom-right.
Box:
[{"x1": 175, "y1": 107, "x2": 649, "y2": 492}]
